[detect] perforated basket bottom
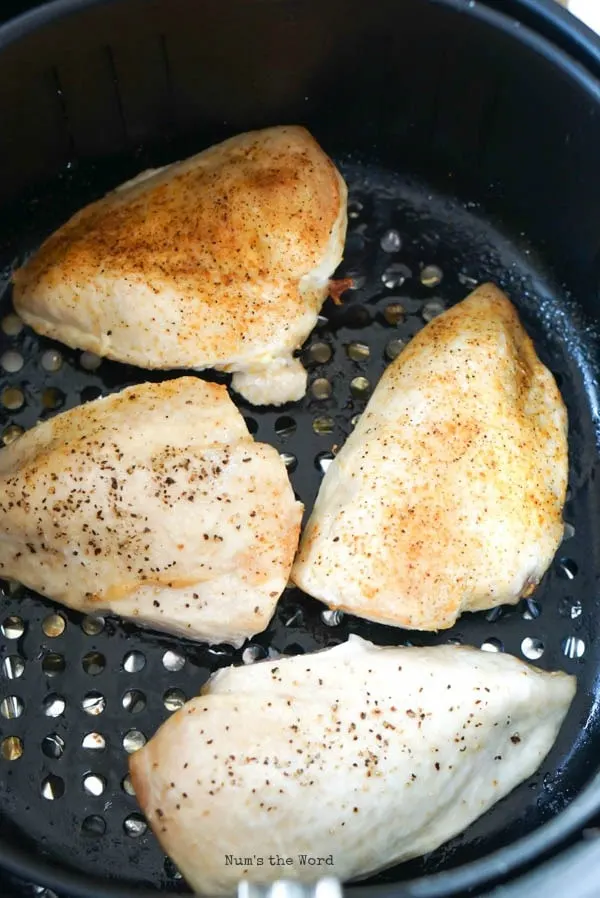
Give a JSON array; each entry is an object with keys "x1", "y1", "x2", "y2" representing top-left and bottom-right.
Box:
[{"x1": 0, "y1": 158, "x2": 597, "y2": 893}]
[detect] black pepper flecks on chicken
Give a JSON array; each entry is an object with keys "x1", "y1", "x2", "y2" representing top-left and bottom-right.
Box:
[
  {"x1": 0, "y1": 377, "x2": 302, "y2": 644},
  {"x1": 130, "y1": 636, "x2": 575, "y2": 894},
  {"x1": 12, "y1": 127, "x2": 348, "y2": 406},
  {"x1": 293, "y1": 284, "x2": 568, "y2": 629}
]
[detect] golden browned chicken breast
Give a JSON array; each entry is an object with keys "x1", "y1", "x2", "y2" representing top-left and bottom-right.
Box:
[
  {"x1": 130, "y1": 637, "x2": 575, "y2": 895},
  {"x1": 292, "y1": 284, "x2": 568, "y2": 630},
  {"x1": 12, "y1": 126, "x2": 347, "y2": 406},
  {"x1": 0, "y1": 377, "x2": 302, "y2": 644}
]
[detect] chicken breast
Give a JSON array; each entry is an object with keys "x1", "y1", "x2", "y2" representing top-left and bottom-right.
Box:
[
  {"x1": 292, "y1": 284, "x2": 568, "y2": 630},
  {"x1": 130, "y1": 636, "x2": 575, "y2": 894},
  {"x1": 12, "y1": 126, "x2": 348, "y2": 406},
  {"x1": 0, "y1": 377, "x2": 302, "y2": 645}
]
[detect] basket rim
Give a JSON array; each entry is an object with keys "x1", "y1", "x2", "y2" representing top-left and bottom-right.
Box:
[{"x1": 0, "y1": 0, "x2": 600, "y2": 896}]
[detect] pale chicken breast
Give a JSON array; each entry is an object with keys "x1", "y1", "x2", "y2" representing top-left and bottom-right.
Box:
[
  {"x1": 0, "y1": 377, "x2": 302, "y2": 645},
  {"x1": 129, "y1": 636, "x2": 575, "y2": 894},
  {"x1": 12, "y1": 126, "x2": 348, "y2": 406},
  {"x1": 292, "y1": 284, "x2": 568, "y2": 630}
]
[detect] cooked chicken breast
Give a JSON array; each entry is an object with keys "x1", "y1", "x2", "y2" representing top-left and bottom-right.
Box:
[
  {"x1": 292, "y1": 284, "x2": 568, "y2": 630},
  {"x1": 12, "y1": 126, "x2": 347, "y2": 406},
  {"x1": 130, "y1": 636, "x2": 575, "y2": 894},
  {"x1": 0, "y1": 377, "x2": 302, "y2": 644}
]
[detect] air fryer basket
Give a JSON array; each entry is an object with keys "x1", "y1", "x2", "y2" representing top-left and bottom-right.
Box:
[{"x1": 1, "y1": 1, "x2": 600, "y2": 896}]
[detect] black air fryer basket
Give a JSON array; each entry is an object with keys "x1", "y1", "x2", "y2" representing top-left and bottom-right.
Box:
[{"x1": 2, "y1": 1, "x2": 600, "y2": 896}]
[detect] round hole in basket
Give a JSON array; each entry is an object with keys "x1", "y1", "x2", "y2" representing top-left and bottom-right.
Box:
[
  {"x1": 1, "y1": 735, "x2": 23, "y2": 761},
  {"x1": 41, "y1": 734, "x2": 65, "y2": 760},
  {"x1": 1, "y1": 615, "x2": 24, "y2": 639},
  {"x1": 0, "y1": 695, "x2": 24, "y2": 719}
]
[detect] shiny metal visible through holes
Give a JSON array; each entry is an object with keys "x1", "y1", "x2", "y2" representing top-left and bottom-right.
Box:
[
  {"x1": 322, "y1": 610, "x2": 343, "y2": 626},
  {"x1": 521, "y1": 637, "x2": 544, "y2": 660},
  {"x1": 2, "y1": 386, "x2": 24, "y2": 410},
  {"x1": 41, "y1": 349, "x2": 63, "y2": 372},
  {"x1": 1, "y1": 735, "x2": 23, "y2": 761},
  {"x1": 41, "y1": 774, "x2": 64, "y2": 800},
  {"x1": 313, "y1": 416, "x2": 334, "y2": 435},
  {"x1": 280, "y1": 451, "x2": 297, "y2": 471},
  {"x1": 82, "y1": 692, "x2": 106, "y2": 716},
  {"x1": 82, "y1": 615, "x2": 104, "y2": 636},
  {"x1": 2, "y1": 424, "x2": 23, "y2": 444},
  {"x1": 43, "y1": 694, "x2": 65, "y2": 718},
  {"x1": 42, "y1": 652, "x2": 65, "y2": 676},
  {"x1": 162, "y1": 649, "x2": 185, "y2": 672},
  {"x1": 83, "y1": 774, "x2": 106, "y2": 797},
  {"x1": 311, "y1": 377, "x2": 332, "y2": 399},
  {"x1": 122, "y1": 689, "x2": 146, "y2": 713},
  {"x1": 122, "y1": 729, "x2": 146, "y2": 753},
  {"x1": 122, "y1": 774, "x2": 136, "y2": 796},
  {"x1": 3, "y1": 655, "x2": 24, "y2": 679},
  {"x1": 1, "y1": 350, "x2": 23, "y2": 373},
  {"x1": 163, "y1": 687, "x2": 186, "y2": 710},
  {"x1": 0, "y1": 695, "x2": 23, "y2": 719},
  {"x1": 124, "y1": 813, "x2": 147, "y2": 837},
  {"x1": 347, "y1": 341, "x2": 370, "y2": 361},
  {"x1": 383, "y1": 302, "x2": 405, "y2": 326},
  {"x1": 82, "y1": 651, "x2": 105, "y2": 675},
  {"x1": 82, "y1": 732, "x2": 106, "y2": 751},
  {"x1": 42, "y1": 613, "x2": 65, "y2": 638},
  {"x1": 420, "y1": 264, "x2": 443, "y2": 287},
  {"x1": 123, "y1": 650, "x2": 145, "y2": 673},
  {"x1": 381, "y1": 262, "x2": 411, "y2": 289},
  {"x1": 1, "y1": 614, "x2": 24, "y2": 638},
  {"x1": 42, "y1": 734, "x2": 65, "y2": 759},
  {"x1": 306, "y1": 342, "x2": 332, "y2": 365},
  {"x1": 242, "y1": 644, "x2": 265, "y2": 664},
  {"x1": 1, "y1": 313, "x2": 23, "y2": 336}
]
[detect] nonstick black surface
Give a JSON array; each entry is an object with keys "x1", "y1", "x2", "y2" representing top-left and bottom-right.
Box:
[{"x1": 0, "y1": 149, "x2": 598, "y2": 894}]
